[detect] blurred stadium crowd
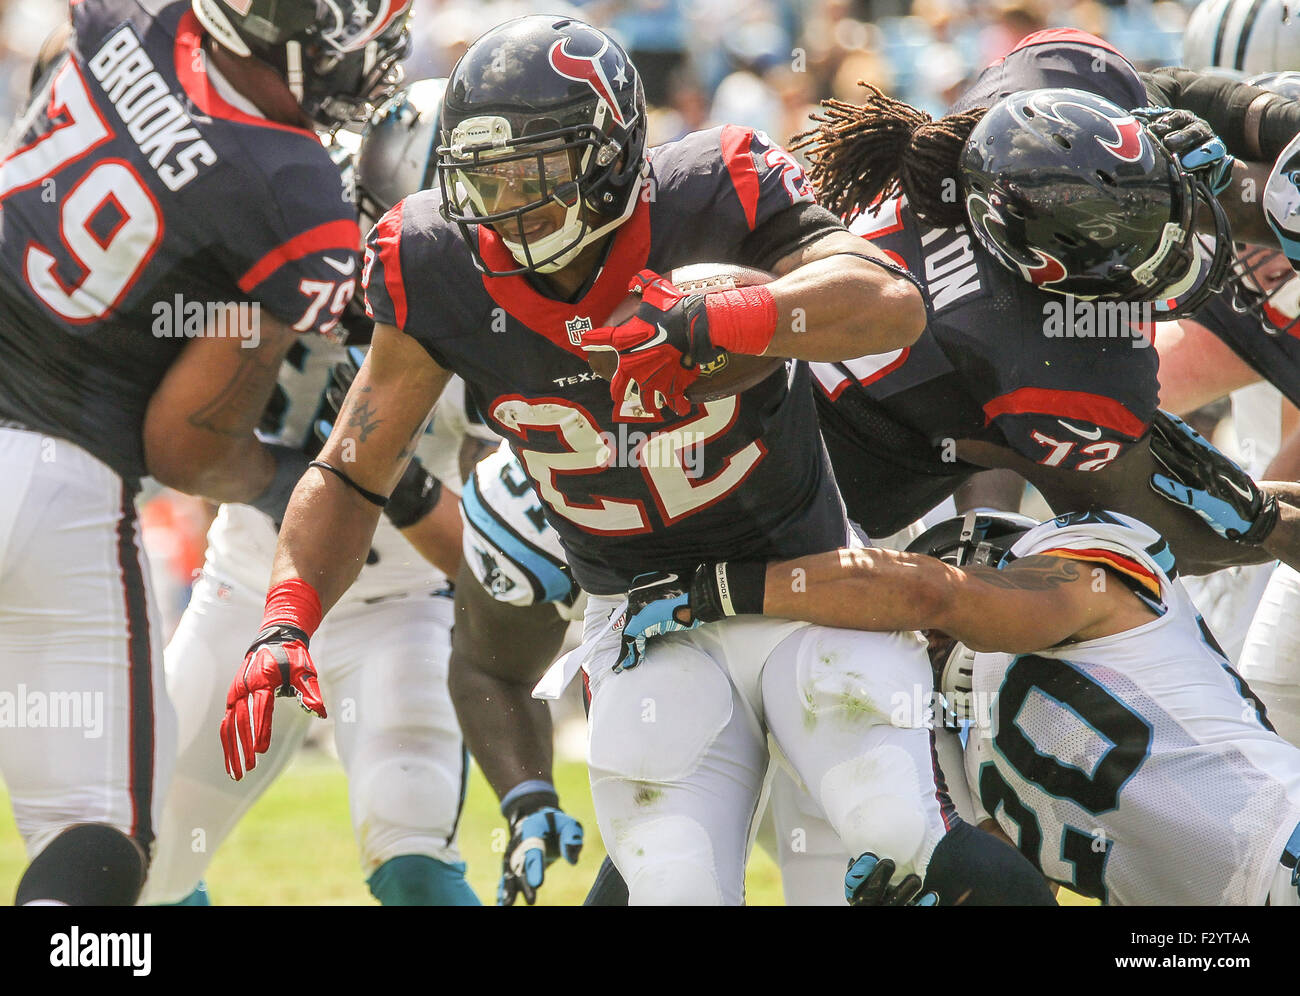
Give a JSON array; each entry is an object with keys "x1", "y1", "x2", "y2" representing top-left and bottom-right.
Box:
[{"x1": 0, "y1": 0, "x2": 1201, "y2": 639}]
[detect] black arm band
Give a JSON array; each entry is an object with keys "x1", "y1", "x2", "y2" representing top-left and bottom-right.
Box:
[
  {"x1": 308, "y1": 460, "x2": 389, "y2": 508},
  {"x1": 248, "y1": 444, "x2": 311, "y2": 522},
  {"x1": 1142, "y1": 68, "x2": 1300, "y2": 159},
  {"x1": 384, "y1": 457, "x2": 443, "y2": 529},
  {"x1": 690, "y1": 561, "x2": 768, "y2": 623}
]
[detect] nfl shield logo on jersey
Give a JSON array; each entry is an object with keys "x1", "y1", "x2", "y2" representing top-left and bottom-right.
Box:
[{"x1": 565, "y1": 316, "x2": 593, "y2": 345}]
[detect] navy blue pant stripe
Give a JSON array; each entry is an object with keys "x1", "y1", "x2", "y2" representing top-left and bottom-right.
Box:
[{"x1": 116, "y1": 486, "x2": 155, "y2": 847}]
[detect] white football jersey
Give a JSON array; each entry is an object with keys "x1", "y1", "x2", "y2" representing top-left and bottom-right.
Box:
[
  {"x1": 204, "y1": 339, "x2": 484, "y2": 603},
  {"x1": 964, "y1": 510, "x2": 1300, "y2": 905}
]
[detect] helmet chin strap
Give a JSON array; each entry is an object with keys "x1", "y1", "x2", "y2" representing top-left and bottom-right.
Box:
[
  {"x1": 285, "y1": 40, "x2": 305, "y2": 102},
  {"x1": 1152, "y1": 240, "x2": 1210, "y2": 312}
]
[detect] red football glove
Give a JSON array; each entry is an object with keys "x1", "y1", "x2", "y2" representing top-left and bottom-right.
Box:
[
  {"x1": 581, "y1": 270, "x2": 715, "y2": 416},
  {"x1": 221, "y1": 624, "x2": 326, "y2": 780}
]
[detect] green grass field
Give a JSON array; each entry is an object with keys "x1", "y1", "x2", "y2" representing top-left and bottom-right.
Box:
[
  {"x1": 0, "y1": 752, "x2": 784, "y2": 906},
  {"x1": 0, "y1": 751, "x2": 1091, "y2": 905}
]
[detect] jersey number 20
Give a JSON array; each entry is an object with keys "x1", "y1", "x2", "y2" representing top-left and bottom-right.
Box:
[{"x1": 978, "y1": 654, "x2": 1151, "y2": 903}]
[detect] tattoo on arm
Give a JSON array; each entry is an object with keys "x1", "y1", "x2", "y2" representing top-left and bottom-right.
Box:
[
  {"x1": 187, "y1": 347, "x2": 281, "y2": 439},
  {"x1": 346, "y1": 387, "x2": 383, "y2": 442},
  {"x1": 967, "y1": 556, "x2": 1082, "y2": 591}
]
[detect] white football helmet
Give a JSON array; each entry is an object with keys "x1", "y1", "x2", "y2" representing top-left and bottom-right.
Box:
[{"x1": 1183, "y1": 0, "x2": 1300, "y2": 73}]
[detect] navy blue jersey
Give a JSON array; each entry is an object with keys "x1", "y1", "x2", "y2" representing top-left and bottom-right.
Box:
[
  {"x1": 951, "y1": 28, "x2": 1149, "y2": 114},
  {"x1": 818, "y1": 195, "x2": 1159, "y2": 537},
  {"x1": 0, "y1": 0, "x2": 361, "y2": 484},
  {"x1": 364, "y1": 125, "x2": 849, "y2": 593},
  {"x1": 816, "y1": 31, "x2": 1160, "y2": 537},
  {"x1": 1191, "y1": 292, "x2": 1300, "y2": 410}
]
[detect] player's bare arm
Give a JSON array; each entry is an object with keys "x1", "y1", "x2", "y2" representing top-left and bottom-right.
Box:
[
  {"x1": 448, "y1": 572, "x2": 586, "y2": 907},
  {"x1": 395, "y1": 488, "x2": 463, "y2": 576},
  {"x1": 624, "y1": 543, "x2": 1156, "y2": 666},
  {"x1": 1220, "y1": 161, "x2": 1278, "y2": 244},
  {"x1": 143, "y1": 312, "x2": 296, "y2": 502},
  {"x1": 955, "y1": 437, "x2": 1276, "y2": 573},
  {"x1": 222, "y1": 323, "x2": 449, "y2": 779},
  {"x1": 1155, "y1": 318, "x2": 1262, "y2": 414},
  {"x1": 448, "y1": 562, "x2": 569, "y2": 797},
  {"x1": 760, "y1": 228, "x2": 927, "y2": 360},
  {"x1": 271, "y1": 322, "x2": 452, "y2": 614},
  {"x1": 1265, "y1": 423, "x2": 1300, "y2": 480},
  {"x1": 760, "y1": 549, "x2": 1152, "y2": 651}
]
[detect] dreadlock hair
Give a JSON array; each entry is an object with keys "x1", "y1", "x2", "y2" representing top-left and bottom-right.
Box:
[{"x1": 790, "y1": 83, "x2": 987, "y2": 229}]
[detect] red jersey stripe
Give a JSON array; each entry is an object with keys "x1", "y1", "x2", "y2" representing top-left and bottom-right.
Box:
[
  {"x1": 720, "y1": 125, "x2": 760, "y2": 231},
  {"x1": 983, "y1": 387, "x2": 1147, "y2": 438},
  {"x1": 173, "y1": 11, "x2": 318, "y2": 138},
  {"x1": 237, "y1": 218, "x2": 361, "y2": 293},
  {"x1": 375, "y1": 201, "x2": 408, "y2": 330}
]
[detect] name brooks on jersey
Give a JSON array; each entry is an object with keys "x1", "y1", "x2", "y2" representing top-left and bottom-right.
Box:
[{"x1": 85, "y1": 24, "x2": 215, "y2": 192}]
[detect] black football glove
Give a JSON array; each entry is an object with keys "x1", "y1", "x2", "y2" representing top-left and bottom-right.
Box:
[
  {"x1": 1148, "y1": 409, "x2": 1279, "y2": 544},
  {"x1": 1134, "y1": 107, "x2": 1234, "y2": 195},
  {"x1": 845, "y1": 853, "x2": 938, "y2": 906}
]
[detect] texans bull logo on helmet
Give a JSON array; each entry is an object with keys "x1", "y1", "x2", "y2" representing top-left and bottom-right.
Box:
[
  {"x1": 1018, "y1": 91, "x2": 1148, "y2": 165},
  {"x1": 548, "y1": 28, "x2": 630, "y2": 127},
  {"x1": 965, "y1": 190, "x2": 1069, "y2": 287}
]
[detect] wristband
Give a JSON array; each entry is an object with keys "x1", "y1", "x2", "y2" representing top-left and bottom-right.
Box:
[
  {"x1": 705, "y1": 286, "x2": 777, "y2": 356},
  {"x1": 690, "y1": 561, "x2": 767, "y2": 622},
  {"x1": 248, "y1": 444, "x2": 310, "y2": 523},
  {"x1": 501, "y1": 780, "x2": 559, "y2": 820},
  {"x1": 309, "y1": 459, "x2": 388, "y2": 508},
  {"x1": 385, "y1": 457, "x2": 442, "y2": 529},
  {"x1": 261, "y1": 577, "x2": 323, "y2": 638}
]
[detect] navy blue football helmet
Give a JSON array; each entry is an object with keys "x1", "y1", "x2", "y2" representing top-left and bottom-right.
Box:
[{"x1": 436, "y1": 15, "x2": 648, "y2": 275}]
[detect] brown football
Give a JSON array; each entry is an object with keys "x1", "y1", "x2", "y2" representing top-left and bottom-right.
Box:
[{"x1": 587, "y1": 263, "x2": 785, "y2": 403}]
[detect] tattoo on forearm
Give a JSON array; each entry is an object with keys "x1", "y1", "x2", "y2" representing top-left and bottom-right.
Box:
[
  {"x1": 346, "y1": 387, "x2": 383, "y2": 442},
  {"x1": 968, "y1": 557, "x2": 1082, "y2": 591},
  {"x1": 188, "y1": 347, "x2": 280, "y2": 439}
]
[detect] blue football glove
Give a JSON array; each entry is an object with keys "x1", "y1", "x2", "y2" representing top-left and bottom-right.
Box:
[
  {"x1": 1148, "y1": 409, "x2": 1279, "y2": 543},
  {"x1": 1136, "y1": 107, "x2": 1235, "y2": 195},
  {"x1": 614, "y1": 571, "x2": 701, "y2": 673},
  {"x1": 845, "y1": 853, "x2": 938, "y2": 906},
  {"x1": 498, "y1": 786, "x2": 584, "y2": 906}
]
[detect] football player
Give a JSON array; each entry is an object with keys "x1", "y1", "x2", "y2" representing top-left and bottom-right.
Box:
[
  {"x1": 142, "y1": 78, "x2": 503, "y2": 907},
  {"x1": 0, "y1": 0, "x2": 409, "y2": 905},
  {"x1": 614, "y1": 450, "x2": 1300, "y2": 904},
  {"x1": 216, "y1": 14, "x2": 1052, "y2": 906},
  {"x1": 791, "y1": 29, "x2": 1300, "y2": 578}
]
